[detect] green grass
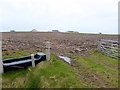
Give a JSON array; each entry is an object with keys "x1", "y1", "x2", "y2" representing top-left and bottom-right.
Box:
[
  {"x1": 2, "y1": 50, "x2": 118, "y2": 88},
  {"x1": 73, "y1": 50, "x2": 118, "y2": 88},
  {"x1": 2, "y1": 48, "x2": 41, "y2": 60},
  {"x1": 2, "y1": 54, "x2": 87, "y2": 88}
]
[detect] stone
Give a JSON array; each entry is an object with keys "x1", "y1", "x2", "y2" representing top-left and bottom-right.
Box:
[
  {"x1": 74, "y1": 48, "x2": 82, "y2": 52},
  {"x1": 2, "y1": 48, "x2": 7, "y2": 51},
  {"x1": 69, "y1": 50, "x2": 75, "y2": 53}
]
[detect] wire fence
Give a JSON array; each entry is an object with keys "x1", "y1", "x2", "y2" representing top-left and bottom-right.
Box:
[{"x1": 99, "y1": 39, "x2": 120, "y2": 59}]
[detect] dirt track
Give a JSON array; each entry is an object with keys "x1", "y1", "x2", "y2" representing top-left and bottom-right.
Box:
[{"x1": 2, "y1": 32, "x2": 118, "y2": 57}]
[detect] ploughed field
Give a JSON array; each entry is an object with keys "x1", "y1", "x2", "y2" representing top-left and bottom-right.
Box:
[{"x1": 2, "y1": 32, "x2": 118, "y2": 57}]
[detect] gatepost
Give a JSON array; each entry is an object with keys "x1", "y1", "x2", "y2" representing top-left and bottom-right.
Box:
[
  {"x1": 0, "y1": 32, "x2": 3, "y2": 89},
  {"x1": 46, "y1": 41, "x2": 50, "y2": 61},
  {"x1": 98, "y1": 32, "x2": 102, "y2": 52}
]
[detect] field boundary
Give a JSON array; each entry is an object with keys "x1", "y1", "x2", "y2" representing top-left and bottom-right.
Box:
[{"x1": 99, "y1": 39, "x2": 120, "y2": 59}]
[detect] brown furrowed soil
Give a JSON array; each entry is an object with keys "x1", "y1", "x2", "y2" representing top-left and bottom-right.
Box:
[{"x1": 2, "y1": 32, "x2": 118, "y2": 57}]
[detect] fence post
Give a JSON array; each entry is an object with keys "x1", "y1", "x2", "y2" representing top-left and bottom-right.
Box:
[
  {"x1": 109, "y1": 41, "x2": 113, "y2": 56},
  {"x1": 0, "y1": 41, "x2": 3, "y2": 74},
  {"x1": 98, "y1": 40, "x2": 102, "y2": 52},
  {"x1": 46, "y1": 41, "x2": 50, "y2": 61},
  {"x1": 31, "y1": 54, "x2": 35, "y2": 68},
  {"x1": 0, "y1": 40, "x2": 3, "y2": 90},
  {"x1": 98, "y1": 32, "x2": 102, "y2": 52}
]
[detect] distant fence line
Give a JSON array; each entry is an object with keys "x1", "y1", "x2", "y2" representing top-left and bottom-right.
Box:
[{"x1": 98, "y1": 39, "x2": 120, "y2": 59}]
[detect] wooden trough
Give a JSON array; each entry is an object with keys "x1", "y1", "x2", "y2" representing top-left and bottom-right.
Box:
[{"x1": 3, "y1": 53, "x2": 46, "y2": 73}]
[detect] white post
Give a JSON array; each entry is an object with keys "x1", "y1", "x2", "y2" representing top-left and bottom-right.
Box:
[
  {"x1": 31, "y1": 54, "x2": 35, "y2": 68},
  {"x1": 46, "y1": 41, "x2": 50, "y2": 61},
  {"x1": 0, "y1": 39, "x2": 3, "y2": 89},
  {"x1": 98, "y1": 32, "x2": 102, "y2": 52},
  {"x1": 0, "y1": 41, "x2": 3, "y2": 74}
]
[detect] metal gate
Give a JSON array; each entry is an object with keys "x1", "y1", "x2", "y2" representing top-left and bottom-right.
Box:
[{"x1": 99, "y1": 39, "x2": 120, "y2": 59}]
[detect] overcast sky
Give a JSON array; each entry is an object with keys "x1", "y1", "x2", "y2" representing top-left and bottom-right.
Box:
[{"x1": 0, "y1": 0, "x2": 118, "y2": 34}]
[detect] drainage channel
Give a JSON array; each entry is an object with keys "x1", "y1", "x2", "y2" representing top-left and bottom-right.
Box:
[{"x1": 58, "y1": 56, "x2": 71, "y2": 64}]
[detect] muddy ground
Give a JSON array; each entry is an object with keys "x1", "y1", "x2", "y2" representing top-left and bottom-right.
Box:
[{"x1": 2, "y1": 32, "x2": 118, "y2": 57}]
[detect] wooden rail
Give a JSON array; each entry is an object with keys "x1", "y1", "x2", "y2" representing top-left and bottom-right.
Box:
[{"x1": 99, "y1": 39, "x2": 120, "y2": 59}]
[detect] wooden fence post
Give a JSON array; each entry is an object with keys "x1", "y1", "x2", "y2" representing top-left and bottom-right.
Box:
[
  {"x1": 0, "y1": 41, "x2": 3, "y2": 74},
  {"x1": 98, "y1": 32, "x2": 102, "y2": 52},
  {"x1": 109, "y1": 41, "x2": 113, "y2": 56},
  {"x1": 0, "y1": 39, "x2": 3, "y2": 89},
  {"x1": 46, "y1": 41, "x2": 50, "y2": 61},
  {"x1": 31, "y1": 54, "x2": 35, "y2": 68}
]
